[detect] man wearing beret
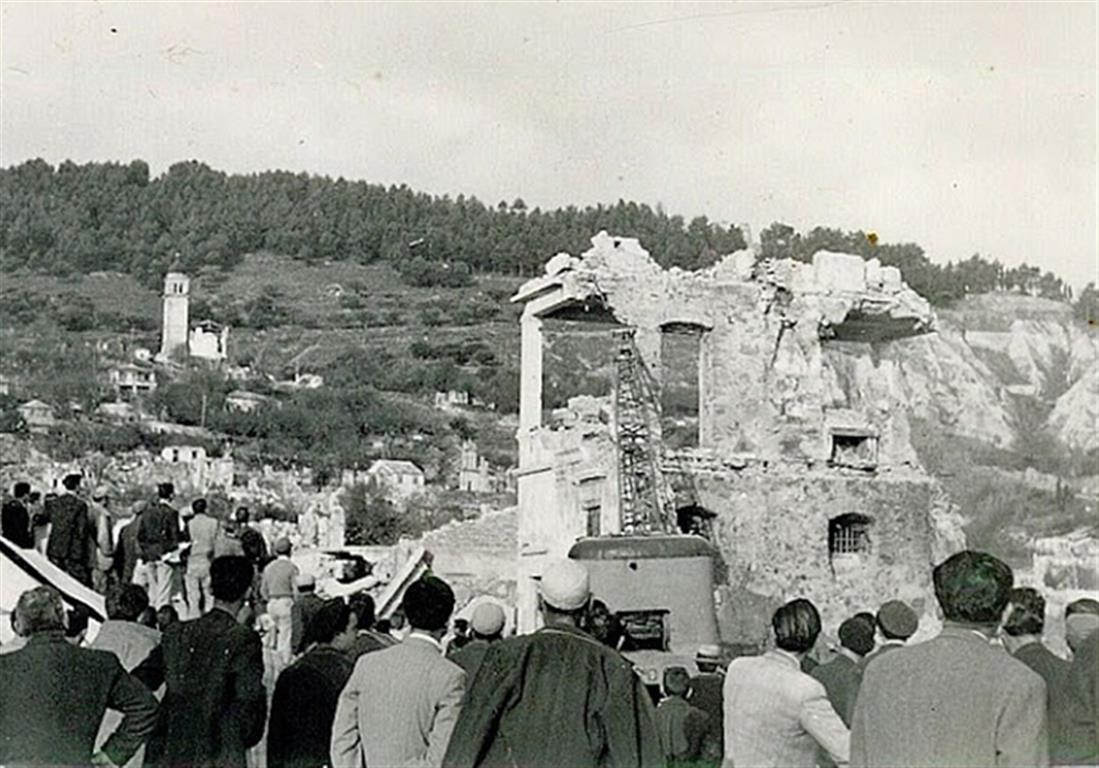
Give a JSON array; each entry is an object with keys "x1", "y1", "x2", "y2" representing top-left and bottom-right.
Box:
[
  {"x1": 449, "y1": 602, "x2": 506, "y2": 684},
  {"x1": 443, "y1": 559, "x2": 663, "y2": 768}
]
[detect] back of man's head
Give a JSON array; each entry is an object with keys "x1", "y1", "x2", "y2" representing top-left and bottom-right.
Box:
[
  {"x1": 773, "y1": 598, "x2": 821, "y2": 653},
  {"x1": 1003, "y1": 587, "x2": 1045, "y2": 637},
  {"x1": 933, "y1": 550, "x2": 1013, "y2": 625},
  {"x1": 876, "y1": 600, "x2": 919, "y2": 641},
  {"x1": 191, "y1": 498, "x2": 207, "y2": 516},
  {"x1": 14, "y1": 587, "x2": 66, "y2": 635},
  {"x1": 839, "y1": 614, "x2": 876, "y2": 656},
  {"x1": 107, "y1": 584, "x2": 150, "y2": 622},
  {"x1": 663, "y1": 666, "x2": 691, "y2": 697},
  {"x1": 308, "y1": 598, "x2": 353, "y2": 646},
  {"x1": 210, "y1": 555, "x2": 254, "y2": 603},
  {"x1": 13, "y1": 481, "x2": 30, "y2": 498},
  {"x1": 66, "y1": 606, "x2": 90, "y2": 642},
  {"x1": 61, "y1": 474, "x2": 82, "y2": 492},
  {"x1": 157, "y1": 482, "x2": 174, "y2": 500},
  {"x1": 401, "y1": 576, "x2": 455, "y2": 633},
  {"x1": 348, "y1": 592, "x2": 375, "y2": 630},
  {"x1": 470, "y1": 602, "x2": 506, "y2": 640}
]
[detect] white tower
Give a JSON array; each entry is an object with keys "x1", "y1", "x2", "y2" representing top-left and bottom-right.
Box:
[{"x1": 159, "y1": 271, "x2": 190, "y2": 359}]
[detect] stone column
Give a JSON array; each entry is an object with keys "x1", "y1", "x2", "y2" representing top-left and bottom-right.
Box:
[{"x1": 519, "y1": 312, "x2": 544, "y2": 433}]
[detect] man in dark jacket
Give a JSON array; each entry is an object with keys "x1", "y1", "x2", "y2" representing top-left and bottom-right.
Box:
[
  {"x1": 291, "y1": 572, "x2": 325, "y2": 656},
  {"x1": 346, "y1": 591, "x2": 395, "y2": 659},
  {"x1": 1, "y1": 481, "x2": 33, "y2": 548},
  {"x1": 140, "y1": 555, "x2": 266, "y2": 768},
  {"x1": 449, "y1": 602, "x2": 506, "y2": 683},
  {"x1": 443, "y1": 559, "x2": 663, "y2": 768},
  {"x1": 45, "y1": 473, "x2": 93, "y2": 585},
  {"x1": 0, "y1": 586, "x2": 158, "y2": 766},
  {"x1": 1003, "y1": 587, "x2": 1093, "y2": 765},
  {"x1": 269, "y1": 598, "x2": 357, "y2": 768},
  {"x1": 811, "y1": 613, "x2": 876, "y2": 726},
  {"x1": 1067, "y1": 629, "x2": 1098, "y2": 765},
  {"x1": 138, "y1": 483, "x2": 180, "y2": 608}
]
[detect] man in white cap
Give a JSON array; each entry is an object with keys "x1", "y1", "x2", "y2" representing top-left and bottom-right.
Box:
[
  {"x1": 449, "y1": 602, "x2": 506, "y2": 683},
  {"x1": 443, "y1": 559, "x2": 663, "y2": 768}
]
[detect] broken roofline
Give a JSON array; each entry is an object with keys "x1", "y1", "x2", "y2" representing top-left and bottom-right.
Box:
[{"x1": 511, "y1": 230, "x2": 936, "y2": 339}]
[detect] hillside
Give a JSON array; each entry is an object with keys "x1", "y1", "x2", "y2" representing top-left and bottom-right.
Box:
[{"x1": 1, "y1": 251, "x2": 1096, "y2": 564}]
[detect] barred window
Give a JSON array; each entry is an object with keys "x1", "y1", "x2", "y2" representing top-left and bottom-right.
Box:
[{"x1": 829, "y1": 513, "x2": 872, "y2": 556}]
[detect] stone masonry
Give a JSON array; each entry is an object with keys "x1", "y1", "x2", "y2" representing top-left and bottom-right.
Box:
[{"x1": 511, "y1": 232, "x2": 957, "y2": 639}]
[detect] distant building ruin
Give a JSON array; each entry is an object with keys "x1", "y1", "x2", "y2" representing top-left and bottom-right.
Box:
[{"x1": 511, "y1": 232, "x2": 949, "y2": 636}]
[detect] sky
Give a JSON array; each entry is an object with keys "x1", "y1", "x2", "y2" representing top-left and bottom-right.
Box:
[{"x1": 1, "y1": 2, "x2": 1095, "y2": 288}]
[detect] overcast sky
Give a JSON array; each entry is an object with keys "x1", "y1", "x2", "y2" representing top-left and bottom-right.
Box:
[{"x1": 2, "y1": 2, "x2": 1095, "y2": 287}]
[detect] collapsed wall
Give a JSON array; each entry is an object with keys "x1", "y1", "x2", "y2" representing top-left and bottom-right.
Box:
[{"x1": 512, "y1": 232, "x2": 961, "y2": 639}]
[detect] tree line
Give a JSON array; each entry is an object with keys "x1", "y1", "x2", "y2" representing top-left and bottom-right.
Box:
[{"x1": 0, "y1": 158, "x2": 1082, "y2": 308}]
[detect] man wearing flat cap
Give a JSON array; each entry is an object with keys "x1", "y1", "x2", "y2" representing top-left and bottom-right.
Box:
[
  {"x1": 443, "y1": 559, "x2": 663, "y2": 768},
  {"x1": 863, "y1": 599, "x2": 918, "y2": 667}
]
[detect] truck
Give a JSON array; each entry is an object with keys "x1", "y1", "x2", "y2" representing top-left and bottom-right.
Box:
[{"x1": 568, "y1": 533, "x2": 721, "y2": 696}]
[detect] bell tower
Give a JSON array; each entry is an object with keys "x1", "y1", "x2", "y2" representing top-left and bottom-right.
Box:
[{"x1": 159, "y1": 270, "x2": 190, "y2": 359}]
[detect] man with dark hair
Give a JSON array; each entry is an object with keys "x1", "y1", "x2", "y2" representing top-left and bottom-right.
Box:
[
  {"x1": 2, "y1": 480, "x2": 33, "y2": 548},
  {"x1": 655, "y1": 666, "x2": 709, "y2": 767},
  {"x1": 443, "y1": 560, "x2": 662, "y2": 768},
  {"x1": 851, "y1": 550, "x2": 1048, "y2": 767},
  {"x1": 863, "y1": 599, "x2": 918, "y2": 666},
  {"x1": 812, "y1": 613, "x2": 876, "y2": 727},
  {"x1": 91, "y1": 584, "x2": 162, "y2": 768},
  {"x1": 141, "y1": 556, "x2": 267, "y2": 768},
  {"x1": 45, "y1": 473, "x2": 93, "y2": 585},
  {"x1": 332, "y1": 575, "x2": 466, "y2": 767},
  {"x1": 185, "y1": 497, "x2": 219, "y2": 618},
  {"x1": 269, "y1": 598, "x2": 357, "y2": 768},
  {"x1": 1002, "y1": 587, "x2": 1085, "y2": 765},
  {"x1": 449, "y1": 602, "x2": 506, "y2": 681},
  {"x1": 137, "y1": 482, "x2": 180, "y2": 609},
  {"x1": 722, "y1": 598, "x2": 849, "y2": 767},
  {"x1": 0, "y1": 586, "x2": 158, "y2": 766},
  {"x1": 345, "y1": 591, "x2": 395, "y2": 659}
]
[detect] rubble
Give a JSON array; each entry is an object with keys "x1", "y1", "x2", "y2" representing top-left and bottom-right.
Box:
[{"x1": 510, "y1": 232, "x2": 949, "y2": 636}]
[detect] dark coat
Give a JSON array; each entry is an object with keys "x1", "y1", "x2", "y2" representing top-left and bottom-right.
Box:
[
  {"x1": 1066, "y1": 632, "x2": 1099, "y2": 765},
  {"x1": 44, "y1": 491, "x2": 92, "y2": 583},
  {"x1": 138, "y1": 501, "x2": 179, "y2": 562},
  {"x1": 142, "y1": 607, "x2": 266, "y2": 768},
  {"x1": 115, "y1": 518, "x2": 143, "y2": 584},
  {"x1": 442, "y1": 624, "x2": 663, "y2": 768},
  {"x1": 687, "y1": 672, "x2": 724, "y2": 758},
  {"x1": 1, "y1": 498, "x2": 32, "y2": 548},
  {"x1": 0, "y1": 631, "x2": 158, "y2": 766},
  {"x1": 291, "y1": 592, "x2": 325, "y2": 656},
  {"x1": 267, "y1": 646, "x2": 353, "y2": 768},
  {"x1": 449, "y1": 638, "x2": 494, "y2": 684},
  {"x1": 810, "y1": 652, "x2": 864, "y2": 726},
  {"x1": 1014, "y1": 640, "x2": 1090, "y2": 765},
  {"x1": 347, "y1": 629, "x2": 396, "y2": 660}
]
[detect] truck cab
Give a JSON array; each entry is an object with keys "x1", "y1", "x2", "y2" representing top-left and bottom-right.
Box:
[{"x1": 568, "y1": 534, "x2": 720, "y2": 695}]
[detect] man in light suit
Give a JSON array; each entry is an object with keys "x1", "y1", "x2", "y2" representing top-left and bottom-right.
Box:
[
  {"x1": 851, "y1": 550, "x2": 1048, "y2": 767},
  {"x1": 331, "y1": 575, "x2": 465, "y2": 768},
  {"x1": 723, "y1": 598, "x2": 849, "y2": 768}
]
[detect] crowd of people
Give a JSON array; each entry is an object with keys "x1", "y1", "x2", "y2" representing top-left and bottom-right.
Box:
[{"x1": 2, "y1": 476, "x2": 1099, "y2": 767}]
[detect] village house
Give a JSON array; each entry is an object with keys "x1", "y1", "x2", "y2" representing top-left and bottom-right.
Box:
[
  {"x1": 109, "y1": 363, "x2": 157, "y2": 399},
  {"x1": 366, "y1": 459, "x2": 426, "y2": 500},
  {"x1": 17, "y1": 399, "x2": 55, "y2": 434},
  {"x1": 457, "y1": 440, "x2": 493, "y2": 493},
  {"x1": 225, "y1": 390, "x2": 273, "y2": 414}
]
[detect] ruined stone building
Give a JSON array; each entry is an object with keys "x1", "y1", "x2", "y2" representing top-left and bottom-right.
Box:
[{"x1": 512, "y1": 232, "x2": 949, "y2": 637}]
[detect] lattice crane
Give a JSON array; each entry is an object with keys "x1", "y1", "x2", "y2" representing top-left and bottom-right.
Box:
[{"x1": 612, "y1": 328, "x2": 710, "y2": 537}]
